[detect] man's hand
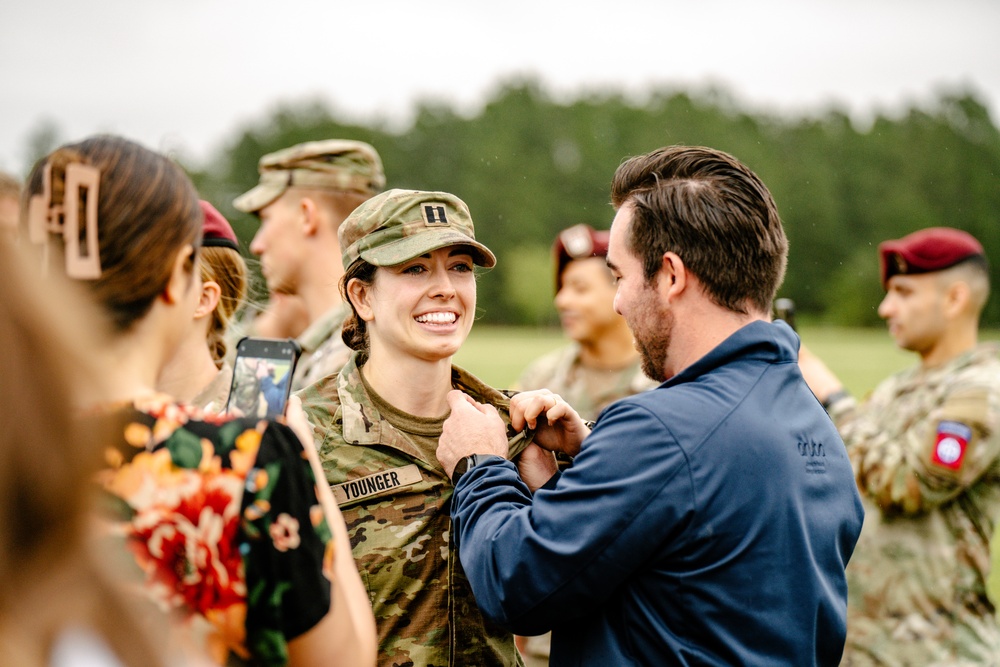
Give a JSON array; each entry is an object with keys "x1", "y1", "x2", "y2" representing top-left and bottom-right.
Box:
[
  {"x1": 516, "y1": 443, "x2": 559, "y2": 493},
  {"x1": 510, "y1": 389, "x2": 590, "y2": 458},
  {"x1": 437, "y1": 390, "x2": 510, "y2": 479},
  {"x1": 798, "y1": 343, "x2": 845, "y2": 403}
]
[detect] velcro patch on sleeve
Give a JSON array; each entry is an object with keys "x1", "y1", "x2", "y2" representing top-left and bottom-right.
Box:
[
  {"x1": 332, "y1": 464, "x2": 423, "y2": 505},
  {"x1": 929, "y1": 420, "x2": 973, "y2": 471}
]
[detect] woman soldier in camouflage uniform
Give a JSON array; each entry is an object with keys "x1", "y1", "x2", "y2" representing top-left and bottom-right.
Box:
[{"x1": 300, "y1": 189, "x2": 531, "y2": 667}]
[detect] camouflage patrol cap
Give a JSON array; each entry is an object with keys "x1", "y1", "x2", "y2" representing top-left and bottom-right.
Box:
[
  {"x1": 879, "y1": 227, "x2": 986, "y2": 287},
  {"x1": 339, "y1": 189, "x2": 496, "y2": 270},
  {"x1": 233, "y1": 139, "x2": 385, "y2": 213}
]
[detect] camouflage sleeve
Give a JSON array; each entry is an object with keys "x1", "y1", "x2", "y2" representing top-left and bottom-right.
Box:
[{"x1": 843, "y1": 384, "x2": 1000, "y2": 514}]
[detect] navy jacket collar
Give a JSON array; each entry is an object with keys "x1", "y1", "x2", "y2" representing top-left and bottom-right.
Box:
[{"x1": 665, "y1": 319, "x2": 799, "y2": 389}]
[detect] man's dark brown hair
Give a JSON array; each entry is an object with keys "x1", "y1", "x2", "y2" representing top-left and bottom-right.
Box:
[{"x1": 611, "y1": 145, "x2": 788, "y2": 315}]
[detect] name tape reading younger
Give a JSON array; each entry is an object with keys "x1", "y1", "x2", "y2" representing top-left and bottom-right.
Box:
[{"x1": 332, "y1": 464, "x2": 423, "y2": 505}]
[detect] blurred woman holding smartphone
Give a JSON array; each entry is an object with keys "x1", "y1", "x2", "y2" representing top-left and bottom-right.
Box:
[
  {"x1": 20, "y1": 135, "x2": 376, "y2": 667},
  {"x1": 299, "y1": 189, "x2": 532, "y2": 666}
]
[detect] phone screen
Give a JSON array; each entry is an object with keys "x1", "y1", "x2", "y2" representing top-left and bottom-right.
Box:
[{"x1": 227, "y1": 337, "x2": 301, "y2": 419}]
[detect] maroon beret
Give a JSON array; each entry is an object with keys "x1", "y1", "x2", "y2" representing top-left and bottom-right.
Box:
[
  {"x1": 200, "y1": 200, "x2": 239, "y2": 252},
  {"x1": 554, "y1": 224, "x2": 610, "y2": 292},
  {"x1": 879, "y1": 227, "x2": 985, "y2": 287}
]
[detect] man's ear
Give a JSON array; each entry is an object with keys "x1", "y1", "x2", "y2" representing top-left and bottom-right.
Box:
[
  {"x1": 194, "y1": 280, "x2": 222, "y2": 320},
  {"x1": 943, "y1": 279, "x2": 971, "y2": 319},
  {"x1": 163, "y1": 244, "x2": 196, "y2": 305},
  {"x1": 346, "y1": 277, "x2": 375, "y2": 322},
  {"x1": 300, "y1": 196, "x2": 321, "y2": 237},
  {"x1": 659, "y1": 252, "x2": 687, "y2": 301}
]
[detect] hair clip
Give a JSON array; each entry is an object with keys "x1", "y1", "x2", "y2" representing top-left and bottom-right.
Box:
[
  {"x1": 26, "y1": 161, "x2": 102, "y2": 279},
  {"x1": 63, "y1": 163, "x2": 102, "y2": 279}
]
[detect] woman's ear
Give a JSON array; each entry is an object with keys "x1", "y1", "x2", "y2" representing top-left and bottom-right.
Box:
[
  {"x1": 346, "y1": 277, "x2": 375, "y2": 322},
  {"x1": 163, "y1": 244, "x2": 197, "y2": 305},
  {"x1": 194, "y1": 280, "x2": 222, "y2": 320}
]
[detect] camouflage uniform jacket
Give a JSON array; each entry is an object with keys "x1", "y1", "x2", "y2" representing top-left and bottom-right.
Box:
[
  {"x1": 300, "y1": 352, "x2": 531, "y2": 667},
  {"x1": 828, "y1": 343, "x2": 1000, "y2": 665},
  {"x1": 517, "y1": 343, "x2": 657, "y2": 421},
  {"x1": 292, "y1": 302, "x2": 351, "y2": 392}
]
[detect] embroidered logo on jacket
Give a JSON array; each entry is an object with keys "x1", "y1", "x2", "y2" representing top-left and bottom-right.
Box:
[
  {"x1": 930, "y1": 420, "x2": 973, "y2": 471},
  {"x1": 798, "y1": 439, "x2": 826, "y2": 474}
]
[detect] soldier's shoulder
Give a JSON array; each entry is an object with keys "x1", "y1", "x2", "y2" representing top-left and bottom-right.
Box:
[
  {"x1": 298, "y1": 374, "x2": 345, "y2": 424},
  {"x1": 518, "y1": 344, "x2": 577, "y2": 389},
  {"x1": 959, "y1": 346, "x2": 1000, "y2": 384}
]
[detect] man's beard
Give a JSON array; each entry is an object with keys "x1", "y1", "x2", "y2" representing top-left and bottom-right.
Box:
[{"x1": 629, "y1": 286, "x2": 673, "y2": 383}]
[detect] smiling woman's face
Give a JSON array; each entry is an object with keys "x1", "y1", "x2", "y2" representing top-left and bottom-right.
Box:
[{"x1": 355, "y1": 246, "x2": 477, "y2": 363}]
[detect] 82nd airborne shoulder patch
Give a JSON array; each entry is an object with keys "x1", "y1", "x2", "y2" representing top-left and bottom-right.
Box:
[{"x1": 930, "y1": 420, "x2": 973, "y2": 471}]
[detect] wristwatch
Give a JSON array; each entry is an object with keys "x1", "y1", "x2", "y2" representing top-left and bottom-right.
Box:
[{"x1": 451, "y1": 453, "x2": 493, "y2": 486}]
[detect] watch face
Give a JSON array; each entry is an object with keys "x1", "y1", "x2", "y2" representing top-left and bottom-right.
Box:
[{"x1": 451, "y1": 456, "x2": 470, "y2": 484}]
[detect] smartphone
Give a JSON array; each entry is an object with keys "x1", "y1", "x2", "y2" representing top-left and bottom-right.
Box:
[
  {"x1": 774, "y1": 298, "x2": 796, "y2": 332},
  {"x1": 227, "y1": 337, "x2": 301, "y2": 419}
]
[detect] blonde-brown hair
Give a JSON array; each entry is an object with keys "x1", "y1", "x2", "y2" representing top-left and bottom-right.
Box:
[
  {"x1": 0, "y1": 241, "x2": 167, "y2": 667},
  {"x1": 200, "y1": 245, "x2": 249, "y2": 366},
  {"x1": 23, "y1": 135, "x2": 202, "y2": 332}
]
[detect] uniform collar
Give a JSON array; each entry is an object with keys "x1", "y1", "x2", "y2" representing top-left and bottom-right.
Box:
[{"x1": 336, "y1": 351, "x2": 532, "y2": 461}]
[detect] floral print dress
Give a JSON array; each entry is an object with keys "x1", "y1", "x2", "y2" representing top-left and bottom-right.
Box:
[{"x1": 98, "y1": 394, "x2": 334, "y2": 666}]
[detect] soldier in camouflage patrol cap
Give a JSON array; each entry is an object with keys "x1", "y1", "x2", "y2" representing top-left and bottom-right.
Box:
[
  {"x1": 299, "y1": 188, "x2": 527, "y2": 666},
  {"x1": 234, "y1": 139, "x2": 385, "y2": 392},
  {"x1": 799, "y1": 227, "x2": 1000, "y2": 664}
]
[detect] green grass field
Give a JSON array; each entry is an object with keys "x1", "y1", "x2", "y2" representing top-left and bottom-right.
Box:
[{"x1": 454, "y1": 325, "x2": 1000, "y2": 399}]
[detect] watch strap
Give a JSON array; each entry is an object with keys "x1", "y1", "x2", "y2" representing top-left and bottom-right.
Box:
[{"x1": 451, "y1": 453, "x2": 501, "y2": 485}]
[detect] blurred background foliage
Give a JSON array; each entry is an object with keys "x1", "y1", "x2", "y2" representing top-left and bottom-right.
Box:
[{"x1": 137, "y1": 77, "x2": 998, "y2": 327}]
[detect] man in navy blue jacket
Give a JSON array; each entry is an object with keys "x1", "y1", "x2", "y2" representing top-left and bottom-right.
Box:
[{"x1": 437, "y1": 145, "x2": 865, "y2": 666}]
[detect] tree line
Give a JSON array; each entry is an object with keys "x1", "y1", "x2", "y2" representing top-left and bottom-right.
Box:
[{"x1": 180, "y1": 78, "x2": 999, "y2": 328}]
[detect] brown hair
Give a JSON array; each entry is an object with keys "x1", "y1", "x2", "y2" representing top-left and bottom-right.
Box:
[
  {"x1": 610, "y1": 145, "x2": 788, "y2": 315},
  {"x1": 0, "y1": 241, "x2": 167, "y2": 667},
  {"x1": 200, "y1": 245, "x2": 248, "y2": 366},
  {"x1": 340, "y1": 259, "x2": 379, "y2": 352},
  {"x1": 23, "y1": 135, "x2": 202, "y2": 332}
]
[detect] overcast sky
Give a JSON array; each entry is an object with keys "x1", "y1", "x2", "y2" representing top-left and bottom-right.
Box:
[{"x1": 2, "y1": 0, "x2": 998, "y2": 174}]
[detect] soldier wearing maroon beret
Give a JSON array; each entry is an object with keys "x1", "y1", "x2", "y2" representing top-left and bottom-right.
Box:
[
  {"x1": 516, "y1": 224, "x2": 657, "y2": 423},
  {"x1": 799, "y1": 227, "x2": 1000, "y2": 663}
]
